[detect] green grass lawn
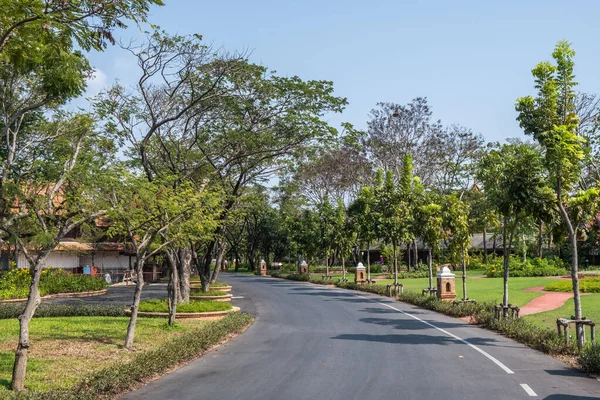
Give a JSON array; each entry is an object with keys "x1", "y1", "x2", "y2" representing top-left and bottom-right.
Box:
[
  {"x1": 0, "y1": 316, "x2": 207, "y2": 392},
  {"x1": 324, "y1": 270, "x2": 561, "y2": 306},
  {"x1": 524, "y1": 294, "x2": 600, "y2": 331},
  {"x1": 376, "y1": 276, "x2": 562, "y2": 305}
]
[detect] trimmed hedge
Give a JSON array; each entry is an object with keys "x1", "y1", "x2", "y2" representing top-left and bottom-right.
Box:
[
  {"x1": 138, "y1": 299, "x2": 232, "y2": 313},
  {"x1": 0, "y1": 303, "x2": 126, "y2": 320},
  {"x1": 5, "y1": 312, "x2": 253, "y2": 400}
]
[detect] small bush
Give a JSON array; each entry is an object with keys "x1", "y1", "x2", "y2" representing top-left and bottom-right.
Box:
[
  {"x1": 485, "y1": 257, "x2": 567, "y2": 278},
  {"x1": 545, "y1": 277, "x2": 600, "y2": 293},
  {"x1": 579, "y1": 343, "x2": 600, "y2": 373},
  {"x1": 189, "y1": 289, "x2": 227, "y2": 296},
  {"x1": 138, "y1": 299, "x2": 232, "y2": 313}
]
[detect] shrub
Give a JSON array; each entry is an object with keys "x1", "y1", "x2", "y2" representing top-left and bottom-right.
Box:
[
  {"x1": 0, "y1": 303, "x2": 126, "y2": 320},
  {"x1": 545, "y1": 277, "x2": 600, "y2": 293},
  {"x1": 579, "y1": 343, "x2": 600, "y2": 373},
  {"x1": 138, "y1": 299, "x2": 232, "y2": 313},
  {"x1": 485, "y1": 257, "x2": 567, "y2": 278},
  {"x1": 189, "y1": 289, "x2": 227, "y2": 296}
]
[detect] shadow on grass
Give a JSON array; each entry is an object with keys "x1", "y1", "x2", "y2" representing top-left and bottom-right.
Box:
[{"x1": 0, "y1": 352, "x2": 13, "y2": 389}]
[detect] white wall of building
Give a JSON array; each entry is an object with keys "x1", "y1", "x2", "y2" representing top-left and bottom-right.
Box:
[
  {"x1": 80, "y1": 252, "x2": 131, "y2": 271},
  {"x1": 18, "y1": 252, "x2": 79, "y2": 269}
]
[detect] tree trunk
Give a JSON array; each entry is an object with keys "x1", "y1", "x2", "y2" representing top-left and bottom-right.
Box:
[
  {"x1": 177, "y1": 247, "x2": 192, "y2": 303},
  {"x1": 393, "y1": 239, "x2": 398, "y2": 285},
  {"x1": 234, "y1": 251, "x2": 240, "y2": 271},
  {"x1": 461, "y1": 246, "x2": 467, "y2": 301},
  {"x1": 428, "y1": 247, "x2": 433, "y2": 290},
  {"x1": 492, "y1": 234, "x2": 497, "y2": 255},
  {"x1": 325, "y1": 249, "x2": 330, "y2": 276},
  {"x1": 341, "y1": 255, "x2": 345, "y2": 280},
  {"x1": 483, "y1": 227, "x2": 488, "y2": 263},
  {"x1": 11, "y1": 263, "x2": 43, "y2": 391},
  {"x1": 537, "y1": 220, "x2": 544, "y2": 258},
  {"x1": 413, "y1": 239, "x2": 418, "y2": 269},
  {"x1": 522, "y1": 234, "x2": 527, "y2": 263},
  {"x1": 124, "y1": 258, "x2": 145, "y2": 349},
  {"x1": 196, "y1": 239, "x2": 216, "y2": 293},
  {"x1": 211, "y1": 240, "x2": 226, "y2": 283},
  {"x1": 502, "y1": 217, "x2": 515, "y2": 314},
  {"x1": 557, "y1": 182, "x2": 583, "y2": 348},
  {"x1": 366, "y1": 242, "x2": 371, "y2": 281},
  {"x1": 406, "y1": 241, "x2": 411, "y2": 272},
  {"x1": 165, "y1": 250, "x2": 179, "y2": 325}
]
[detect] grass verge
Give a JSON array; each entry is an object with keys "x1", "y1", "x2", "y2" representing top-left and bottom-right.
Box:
[{"x1": 1, "y1": 312, "x2": 253, "y2": 399}]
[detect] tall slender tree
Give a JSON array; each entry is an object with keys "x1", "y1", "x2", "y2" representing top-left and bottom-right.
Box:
[{"x1": 516, "y1": 41, "x2": 600, "y2": 347}]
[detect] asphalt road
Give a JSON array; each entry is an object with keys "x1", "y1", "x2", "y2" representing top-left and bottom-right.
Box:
[{"x1": 121, "y1": 274, "x2": 600, "y2": 400}]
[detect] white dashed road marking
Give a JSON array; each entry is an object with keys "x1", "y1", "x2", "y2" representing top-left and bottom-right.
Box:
[
  {"x1": 348, "y1": 293, "x2": 515, "y2": 374},
  {"x1": 520, "y1": 384, "x2": 537, "y2": 396}
]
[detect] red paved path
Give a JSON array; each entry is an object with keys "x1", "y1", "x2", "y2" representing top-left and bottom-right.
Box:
[{"x1": 519, "y1": 286, "x2": 575, "y2": 316}]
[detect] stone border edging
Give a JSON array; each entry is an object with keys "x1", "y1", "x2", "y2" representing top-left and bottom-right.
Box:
[
  {"x1": 0, "y1": 289, "x2": 109, "y2": 304},
  {"x1": 125, "y1": 306, "x2": 240, "y2": 319},
  {"x1": 189, "y1": 294, "x2": 232, "y2": 302}
]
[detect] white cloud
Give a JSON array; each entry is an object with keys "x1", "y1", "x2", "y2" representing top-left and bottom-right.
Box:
[{"x1": 85, "y1": 68, "x2": 108, "y2": 96}]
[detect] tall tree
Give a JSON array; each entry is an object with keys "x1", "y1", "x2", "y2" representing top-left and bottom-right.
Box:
[
  {"x1": 366, "y1": 98, "x2": 443, "y2": 186},
  {"x1": 441, "y1": 195, "x2": 471, "y2": 300},
  {"x1": 477, "y1": 142, "x2": 553, "y2": 311},
  {"x1": 516, "y1": 41, "x2": 600, "y2": 347},
  {"x1": 415, "y1": 193, "x2": 444, "y2": 292}
]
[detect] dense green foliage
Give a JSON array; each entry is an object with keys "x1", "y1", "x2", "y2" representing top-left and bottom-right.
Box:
[
  {"x1": 0, "y1": 268, "x2": 108, "y2": 300},
  {"x1": 485, "y1": 257, "x2": 567, "y2": 278},
  {"x1": 545, "y1": 277, "x2": 600, "y2": 293},
  {"x1": 137, "y1": 299, "x2": 232, "y2": 313}
]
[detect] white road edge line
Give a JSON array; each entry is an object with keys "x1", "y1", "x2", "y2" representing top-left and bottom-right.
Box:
[
  {"x1": 351, "y1": 293, "x2": 515, "y2": 374},
  {"x1": 231, "y1": 296, "x2": 244, "y2": 299},
  {"x1": 520, "y1": 384, "x2": 537, "y2": 396}
]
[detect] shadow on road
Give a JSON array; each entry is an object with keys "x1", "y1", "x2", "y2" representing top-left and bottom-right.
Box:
[
  {"x1": 543, "y1": 396, "x2": 600, "y2": 399},
  {"x1": 358, "y1": 316, "x2": 465, "y2": 331},
  {"x1": 330, "y1": 332, "x2": 496, "y2": 346}
]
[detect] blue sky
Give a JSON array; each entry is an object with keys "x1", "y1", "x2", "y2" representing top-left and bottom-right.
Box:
[{"x1": 82, "y1": 0, "x2": 600, "y2": 143}]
